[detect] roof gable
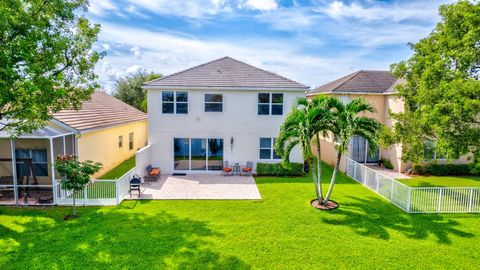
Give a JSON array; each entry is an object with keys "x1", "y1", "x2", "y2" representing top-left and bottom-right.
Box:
[
  {"x1": 309, "y1": 70, "x2": 396, "y2": 95},
  {"x1": 52, "y1": 91, "x2": 147, "y2": 132},
  {"x1": 144, "y1": 56, "x2": 309, "y2": 90}
]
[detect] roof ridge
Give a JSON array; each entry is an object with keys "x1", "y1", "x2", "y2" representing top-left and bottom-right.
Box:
[
  {"x1": 223, "y1": 57, "x2": 309, "y2": 88},
  {"x1": 144, "y1": 57, "x2": 230, "y2": 85}
]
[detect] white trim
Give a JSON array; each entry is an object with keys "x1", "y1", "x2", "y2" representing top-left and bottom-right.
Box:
[
  {"x1": 49, "y1": 137, "x2": 56, "y2": 205},
  {"x1": 162, "y1": 90, "x2": 189, "y2": 115},
  {"x1": 307, "y1": 91, "x2": 397, "y2": 96}
]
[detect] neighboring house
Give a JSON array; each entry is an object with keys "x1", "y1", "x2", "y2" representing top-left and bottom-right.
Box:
[
  {"x1": 141, "y1": 56, "x2": 307, "y2": 174},
  {"x1": 307, "y1": 70, "x2": 468, "y2": 172},
  {"x1": 0, "y1": 91, "x2": 147, "y2": 205}
]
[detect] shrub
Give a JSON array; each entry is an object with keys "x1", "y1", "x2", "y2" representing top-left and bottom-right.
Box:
[
  {"x1": 412, "y1": 163, "x2": 477, "y2": 176},
  {"x1": 256, "y1": 163, "x2": 305, "y2": 176},
  {"x1": 378, "y1": 158, "x2": 394, "y2": 170}
]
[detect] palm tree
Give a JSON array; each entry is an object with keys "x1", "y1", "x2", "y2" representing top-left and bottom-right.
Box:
[
  {"x1": 275, "y1": 96, "x2": 332, "y2": 203},
  {"x1": 322, "y1": 98, "x2": 381, "y2": 205}
]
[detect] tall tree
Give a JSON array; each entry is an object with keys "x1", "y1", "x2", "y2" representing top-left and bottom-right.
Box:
[
  {"x1": 322, "y1": 98, "x2": 381, "y2": 206},
  {"x1": 390, "y1": 0, "x2": 480, "y2": 172},
  {"x1": 113, "y1": 69, "x2": 161, "y2": 112},
  {"x1": 275, "y1": 96, "x2": 332, "y2": 203},
  {"x1": 0, "y1": 0, "x2": 103, "y2": 136}
]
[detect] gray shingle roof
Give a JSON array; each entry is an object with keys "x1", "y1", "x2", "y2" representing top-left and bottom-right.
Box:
[
  {"x1": 52, "y1": 91, "x2": 146, "y2": 132},
  {"x1": 308, "y1": 70, "x2": 396, "y2": 95},
  {"x1": 144, "y1": 56, "x2": 309, "y2": 90}
]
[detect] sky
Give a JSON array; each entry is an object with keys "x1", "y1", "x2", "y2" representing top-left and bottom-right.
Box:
[{"x1": 87, "y1": 0, "x2": 454, "y2": 91}]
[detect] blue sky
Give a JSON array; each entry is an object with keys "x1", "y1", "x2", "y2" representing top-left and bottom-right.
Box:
[{"x1": 87, "y1": 0, "x2": 453, "y2": 91}]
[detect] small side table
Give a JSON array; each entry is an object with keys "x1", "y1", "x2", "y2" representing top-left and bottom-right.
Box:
[{"x1": 232, "y1": 163, "x2": 241, "y2": 175}]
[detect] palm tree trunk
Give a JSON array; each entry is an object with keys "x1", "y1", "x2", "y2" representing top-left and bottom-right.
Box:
[
  {"x1": 310, "y1": 159, "x2": 322, "y2": 202},
  {"x1": 323, "y1": 152, "x2": 342, "y2": 204},
  {"x1": 315, "y1": 133, "x2": 323, "y2": 199}
]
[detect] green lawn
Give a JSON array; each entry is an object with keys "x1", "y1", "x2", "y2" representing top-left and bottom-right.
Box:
[
  {"x1": 98, "y1": 156, "x2": 135, "y2": 179},
  {"x1": 1, "y1": 164, "x2": 479, "y2": 269},
  {"x1": 398, "y1": 175, "x2": 480, "y2": 187}
]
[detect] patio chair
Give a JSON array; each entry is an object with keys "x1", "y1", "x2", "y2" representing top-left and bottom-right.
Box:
[
  {"x1": 144, "y1": 164, "x2": 160, "y2": 182},
  {"x1": 129, "y1": 174, "x2": 142, "y2": 198},
  {"x1": 241, "y1": 161, "x2": 254, "y2": 176},
  {"x1": 222, "y1": 161, "x2": 233, "y2": 176}
]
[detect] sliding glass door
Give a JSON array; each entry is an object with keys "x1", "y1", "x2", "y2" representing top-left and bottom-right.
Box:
[
  {"x1": 173, "y1": 138, "x2": 223, "y2": 171},
  {"x1": 349, "y1": 135, "x2": 379, "y2": 163}
]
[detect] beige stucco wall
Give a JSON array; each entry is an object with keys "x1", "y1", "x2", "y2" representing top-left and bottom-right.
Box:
[{"x1": 77, "y1": 120, "x2": 147, "y2": 178}]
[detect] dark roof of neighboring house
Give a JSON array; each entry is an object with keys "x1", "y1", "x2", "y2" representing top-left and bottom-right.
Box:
[
  {"x1": 52, "y1": 91, "x2": 147, "y2": 132},
  {"x1": 308, "y1": 70, "x2": 397, "y2": 95},
  {"x1": 144, "y1": 56, "x2": 309, "y2": 90}
]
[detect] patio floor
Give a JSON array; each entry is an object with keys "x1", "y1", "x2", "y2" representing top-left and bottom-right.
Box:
[
  {"x1": 367, "y1": 165, "x2": 411, "y2": 179},
  {"x1": 130, "y1": 174, "x2": 262, "y2": 200}
]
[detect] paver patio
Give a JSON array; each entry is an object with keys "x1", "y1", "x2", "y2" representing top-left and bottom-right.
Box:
[{"x1": 132, "y1": 174, "x2": 261, "y2": 200}]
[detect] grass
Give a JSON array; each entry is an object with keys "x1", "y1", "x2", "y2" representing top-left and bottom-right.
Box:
[
  {"x1": 98, "y1": 156, "x2": 135, "y2": 179},
  {"x1": 398, "y1": 175, "x2": 480, "y2": 187},
  {"x1": 1, "y1": 164, "x2": 479, "y2": 269}
]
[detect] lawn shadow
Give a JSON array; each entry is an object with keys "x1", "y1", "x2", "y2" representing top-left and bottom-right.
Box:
[
  {"x1": 321, "y1": 196, "x2": 475, "y2": 244},
  {"x1": 0, "y1": 205, "x2": 251, "y2": 269}
]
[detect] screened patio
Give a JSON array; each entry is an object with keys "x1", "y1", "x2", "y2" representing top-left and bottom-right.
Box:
[{"x1": 0, "y1": 123, "x2": 76, "y2": 205}]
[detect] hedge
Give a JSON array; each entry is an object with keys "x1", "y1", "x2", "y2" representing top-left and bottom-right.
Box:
[
  {"x1": 412, "y1": 163, "x2": 477, "y2": 176},
  {"x1": 256, "y1": 162, "x2": 305, "y2": 176}
]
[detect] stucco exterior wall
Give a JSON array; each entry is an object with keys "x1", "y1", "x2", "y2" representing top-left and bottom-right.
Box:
[
  {"x1": 147, "y1": 89, "x2": 304, "y2": 173},
  {"x1": 77, "y1": 120, "x2": 147, "y2": 178}
]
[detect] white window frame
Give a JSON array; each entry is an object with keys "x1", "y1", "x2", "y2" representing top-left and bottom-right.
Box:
[
  {"x1": 258, "y1": 93, "x2": 283, "y2": 116},
  {"x1": 162, "y1": 91, "x2": 188, "y2": 114},
  {"x1": 338, "y1": 95, "x2": 350, "y2": 105},
  {"x1": 259, "y1": 137, "x2": 281, "y2": 160},
  {"x1": 204, "y1": 94, "x2": 223, "y2": 112}
]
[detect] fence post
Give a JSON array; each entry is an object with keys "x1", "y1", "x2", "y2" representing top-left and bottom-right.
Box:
[
  {"x1": 468, "y1": 188, "x2": 474, "y2": 212},
  {"x1": 116, "y1": 181, "x2": 120, "y2": 205},
  {"x1": 437, "y1": 188, "x2": 443, "y2": 213},
  {"x1": 84, "y1": 184, "x2": 88, "y2": 206},
  {"x1": 375, "y1": 173, "x2": 379, "y2": 192},
  {"x1": 406, "y1": 188, "x2": 411, "y2": 212},
  {"x1": 353, "y1": 161, "x2": 357, "y2": 180}
]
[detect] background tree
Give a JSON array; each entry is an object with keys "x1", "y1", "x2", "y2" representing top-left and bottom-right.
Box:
[
  {"x1": 322, "y1": 98, "x2": 381, "y2": 206},
  {"x1": 275, "y1": 96, "x2": 332, "y2": 204},
  {"x1": 390, "y1": 0, "x2": 480, "y2": 172},
  {"x1": 0, "y1": 0, "x2": 103, "y2": 136},
  {"x1": 54, "y1": 155, "x2": 102, "y2": 218},
  {"x1": 113, "y1": 69, "x2": 162, "y2": 112}
]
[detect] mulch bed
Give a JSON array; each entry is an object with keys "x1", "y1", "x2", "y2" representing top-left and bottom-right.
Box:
[{"x1": 310, "y1": 199, "x2": 339, "y2": 210}]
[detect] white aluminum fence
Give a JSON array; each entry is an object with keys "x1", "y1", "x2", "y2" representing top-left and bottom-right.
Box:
[
  {"x1": 345, "y1": 158, "x2": 480, "y2": 214},
  {"x1": 55, "y1": 167, "x2": 135, "y2": 206}
]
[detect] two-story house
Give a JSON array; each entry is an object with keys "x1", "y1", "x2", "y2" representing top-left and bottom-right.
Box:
[
  {"x1": 307, "y1": 70, "x2": 469, "y2": 173},
  {"x1": 142, "y1": 57, "x2": 308, "y2": 174}
]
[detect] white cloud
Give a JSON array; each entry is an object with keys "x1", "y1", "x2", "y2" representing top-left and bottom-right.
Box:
[
  {"x1": 317, "y1": 0, "x2": 449, "y2": 22},
  {"x1": 95, "y1": 22, "x2": 394, "y2": 91},
  {"x1": 239, "y1": 0, "x2": 278, "y2": 11},
  {"x1": 130, "y1": 46, "x2": 142, "y2": 59},
  {"x1": 126, "y1": 65, "x2": 142, "y2": 74},
  {"x1": 128, "y1": 0, "x2": 232, "y2": 19},
  {"x1": 88, "y1": 0, "x2": 119, "y2": 17}
]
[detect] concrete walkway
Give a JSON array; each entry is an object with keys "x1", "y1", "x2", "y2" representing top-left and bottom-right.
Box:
[
  {"x1": 367, "y1": 165, "x2": 411, "y2": 179},
  {"x1": 132, "y1": 174, "x2": 261, "y2": 200}
]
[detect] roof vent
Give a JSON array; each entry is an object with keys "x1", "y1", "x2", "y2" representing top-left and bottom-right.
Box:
[{"x1": 216, "y1": 67, "x2": 222, "y2": 73}]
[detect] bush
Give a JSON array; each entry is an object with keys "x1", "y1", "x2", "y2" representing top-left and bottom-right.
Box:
[
  {"x1": 378, "y1": 158, "x2": 393, "y2": 170},
  {"x1": 256, "y1": 163, "x2": 305, "y2": 176},
  {"x1": 412, "y1": 163, "x2": 477, "y2": 176}
]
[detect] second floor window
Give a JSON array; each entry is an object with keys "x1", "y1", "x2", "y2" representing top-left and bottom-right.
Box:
[
  {"x1": 258, "y1": 93, "x2": 283, "y2": 115},
  {"x1": 118, "y1": 135, "x2": 123, "y2": 148},
  {"x1": 205, "y1": 94, "x2": 223, "y2": 112},
  {"x1": 162, "y1": 91, "x2": 188, "y2": 114},
  {"x1": 129, "y1": 132, "x2": 134, "y2": 150}
]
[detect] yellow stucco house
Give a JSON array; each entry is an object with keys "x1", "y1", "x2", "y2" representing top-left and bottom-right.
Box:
[
  {"x1": 0, "y1": 91, "x2": 147, "y2": 205},
  {"x1": 307, "y1": 70, "x2": 468, "y2": 173}
]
